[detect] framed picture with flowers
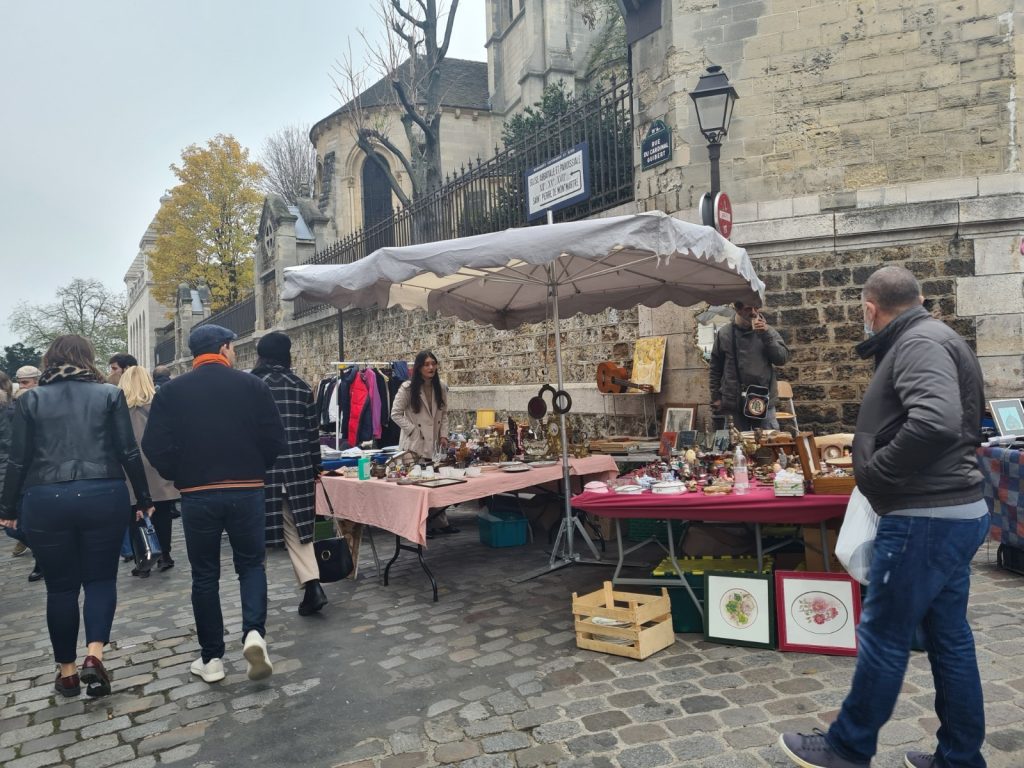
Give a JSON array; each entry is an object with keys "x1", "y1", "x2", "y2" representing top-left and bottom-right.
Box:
[
  {"x1": 703, "y1": 572, "x2": 775, "y2": 649},
  {"x1": 775, "y1": 571, "x2": 861, "y2": 656}
]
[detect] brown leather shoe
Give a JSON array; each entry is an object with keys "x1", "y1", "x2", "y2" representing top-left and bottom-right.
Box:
[
  {"x1": 54, "y1": 671, "x2": 80, "y2": 697},
  {"x1": 80, "y1": 656, "x2": 111, "y2": 698}
]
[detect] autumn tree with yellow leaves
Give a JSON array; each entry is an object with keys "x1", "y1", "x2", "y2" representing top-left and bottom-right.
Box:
[{"x1": 149, "y1": 134, "x2": 265, "y2": 311}]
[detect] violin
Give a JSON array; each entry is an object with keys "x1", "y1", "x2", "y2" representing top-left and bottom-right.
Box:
[{"x1": 595, "y1": 361, "x2": 654, "y2": 394}]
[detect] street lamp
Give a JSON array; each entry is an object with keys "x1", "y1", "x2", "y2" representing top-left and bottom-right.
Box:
[{"x1": 689, "y1": 65, "x2": 739, "y2": 196}]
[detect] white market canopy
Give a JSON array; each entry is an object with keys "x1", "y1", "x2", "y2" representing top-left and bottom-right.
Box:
[{"x1": 281, "y1": 210, "x2": 764, "y2": 330}]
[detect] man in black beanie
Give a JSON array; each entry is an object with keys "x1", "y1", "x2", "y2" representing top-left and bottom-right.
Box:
[
  {"x1": 251, "y1": 332, "x2": 327, "y2": 616},
  {"x1": 143, "y1": 324, "x2": 285, "y2": 685}
]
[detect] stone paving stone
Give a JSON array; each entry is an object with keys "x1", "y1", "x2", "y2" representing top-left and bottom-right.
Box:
[
  {"x1": 666, "y1": 732, "x2": 727, "y2": 761},
  {"x1": 486, "y1": 691, "x2": 526, "y2": 715},
  {"x1": 480, "y1": 731, "x2": 531, "y2": 753},
  {"x1": 581, "y1": 710, "x2": 630, "y2": 731},
  {"x1": 381, "y1": 752, "x2": 428, "y2": 768},
  {"x1": 515, "y1": 742, "x2": 569, "y2": 766},
  {"x1": 6, "y1": 750, "x2": 64, "y2": 768},
  {"x1": 464, "y1": 716, "x2": 512, "y2": 738},
  {"x1": 564, "y1": 731, "x2": 619, "y2": 756},
  {"x1": 389, "y1": 731, "x2": 424, "y2": 753},
  {"x1": 80, "y1": 715, "x2": 133, "y2": 739},
  {"x1": 425, "y1": 717, "x2": 465, "y2": 744},
  {"x1": 616, "y1": 742, "x2": 674, "y2": 768},
  {"x1": 474, "y1": 652, "x2": 513, "y2": 667},
  {"x1": 562, "y1": 697, "x2": 612, "y2": 719},
  {"x1": 662, "y1": 713, "x2": 721, "y2": 736},
  {"x1": 722, "y1": 684, "x2": 778, "y2": 705},
  {"x1": 617, "y1": 722, "x2": 671, "y2": 745},
  {"x1": 511, "y1": 705, "x2": 562, "y2": 731},
  {"x1": 434, "y1": 739, "x2": 481, "y2": 763},
  {"x1": 0, "y1": 722, "x2": 53, "y2": 747},
  {"x1": 453, "y1": 755, "x2": 514, "y2": 768},
  {"x1": 624, "y1": 701, "x2": 680, "y2": 723},
  {"x1": 678, "y1": 693, "x2": 731, "y2": 714},
  {"x1": 531, "y1": 720, "x2": 581, "y2": 743},
  {"x1": 73, "y1": 745, "x2": 137, "y2": 768},
  {"x1": 722, "y1": 724, "x2": 773, "y2": 750},
  {"x1": 604, "y1": 690, "x2": 652, "y2": 708},
  {"x1": 428, "y1": 699, "x2": 461, "y2": 717},
  {"x1": 136, "y1": 723, "x2": 208, "y2": 755},
  {"x1": 19, "y1": 730, "x2": 77, "y2": 756},
  {"x1": 63, "y1": 734, "x2": 120, "y2": 760}
]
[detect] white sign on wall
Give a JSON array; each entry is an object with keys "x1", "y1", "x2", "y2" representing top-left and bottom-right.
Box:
[{"x1": 525, "y1": 142, "x2": 591, "y2": 221}]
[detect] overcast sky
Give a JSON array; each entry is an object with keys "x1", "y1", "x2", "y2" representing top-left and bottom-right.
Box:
[{"x1": 0, "y1": 0, "x2": 486, "y2": 349}]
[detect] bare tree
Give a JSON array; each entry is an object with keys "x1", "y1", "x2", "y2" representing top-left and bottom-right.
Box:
[
  {"x1": 260, "y1": 124, "x2": 318, "y2": 203},
  {"x1": 332, "y1": 0, "x2": 460, "y2": 207},
  {"x1": 8, "y1": 278, "x2": 127, "y2": 363}
]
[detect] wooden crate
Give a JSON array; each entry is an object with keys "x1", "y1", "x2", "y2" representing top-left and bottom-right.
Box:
[
  {"x1": 813, "y1": 475, "x2": 856, "y2": 495},
  {"x1": 572, "y1": 582, "x2": 675, "y2": 660}
]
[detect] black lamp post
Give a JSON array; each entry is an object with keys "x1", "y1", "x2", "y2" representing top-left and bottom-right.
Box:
[{"x1": 689, "y1": 65, "x2": 739, "y2": 197}]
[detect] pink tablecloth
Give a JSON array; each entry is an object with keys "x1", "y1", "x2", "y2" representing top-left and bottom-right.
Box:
[
  {"x1": 317, "y1": 455, "x2": 618, "y2": 546},
  {"x1": 571, "y1": 484, "x2": 849, "y2": 525}
]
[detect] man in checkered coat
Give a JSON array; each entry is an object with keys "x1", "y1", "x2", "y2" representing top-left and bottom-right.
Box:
[{"x1": 252, "y1": 332, "x2": 326, "y2": 616}]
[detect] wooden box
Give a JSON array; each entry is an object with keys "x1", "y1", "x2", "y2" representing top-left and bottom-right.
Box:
[
  {"x1": 801, "y1": 521, "x2": 846, "y2": 573},
  {"x1": 572, "y1": 582, "x2": 675, "y2": 660},
  {"x1": 813, "y1": 475, "x2": 856, "y2": 495}
]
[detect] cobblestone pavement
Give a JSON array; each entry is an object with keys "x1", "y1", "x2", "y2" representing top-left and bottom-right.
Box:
[{"x1": 2, "y1": 505, "x2": 1023, "y2": 768}]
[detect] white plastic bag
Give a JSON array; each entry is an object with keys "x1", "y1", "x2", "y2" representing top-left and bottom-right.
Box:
[{"x1": 835, "y1": 487, "x2": 879, "y2": 585}]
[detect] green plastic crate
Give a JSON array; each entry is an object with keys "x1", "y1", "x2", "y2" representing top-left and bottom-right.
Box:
[
  {"x1": 651, "y1": 555, "x2": 773, "y2": 633},
  {"x1": 477, "y1": 509, "x2": 528, "y2": 548}
]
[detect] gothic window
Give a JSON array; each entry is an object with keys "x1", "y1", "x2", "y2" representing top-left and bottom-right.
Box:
[{"x1": 362, "y1": 153, "x2": 394, "y2": 251}]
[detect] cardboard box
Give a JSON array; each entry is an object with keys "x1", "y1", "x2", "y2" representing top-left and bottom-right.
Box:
[{"x1": 801, "y1": 520, "x2": 845, "y2": 573}]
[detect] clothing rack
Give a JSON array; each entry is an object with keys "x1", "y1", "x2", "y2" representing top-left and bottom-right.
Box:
[{"x1": 326, "y1": 361, "x2": 399, "y2": 449}]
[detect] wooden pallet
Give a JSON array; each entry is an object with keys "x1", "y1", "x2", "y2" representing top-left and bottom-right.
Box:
[{"x1": 572, "y1": 582, "x2": 675, "y2": 660}]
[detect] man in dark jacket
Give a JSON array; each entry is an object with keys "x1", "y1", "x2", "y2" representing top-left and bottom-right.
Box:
[
  {"x1": 780, "y1": 266, "x2": 989, "y2": 768},
  {"x1": 142, "y1": 324, "x2": 286, "y2": 685},
  {"x1": 709, "y1": 301, "x2": 790, "y2": 429}
]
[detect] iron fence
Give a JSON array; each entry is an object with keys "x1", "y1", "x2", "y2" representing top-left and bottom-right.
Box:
[
  {"x1": 293, "y1": 78, "x2": 634, "y2": 318},
  {"x1": 194, "y1": 293, "x2": 256, "y2": 338}
]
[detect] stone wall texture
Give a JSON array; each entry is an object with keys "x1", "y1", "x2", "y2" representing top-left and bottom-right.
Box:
[{"x1": 633, "y1": 0, "x2": 1020, "y2": 210}]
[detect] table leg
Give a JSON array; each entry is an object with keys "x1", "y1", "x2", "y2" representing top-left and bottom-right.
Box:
[
  {"x1": 755, "y1": 522, "x2": 763, "y2": 573},
  {"x1": 383, "y1": 534, "x2": 440, "y2": 602},
  {"x1": 610, "y1": 519, "x2": 703, "y2": 620}
]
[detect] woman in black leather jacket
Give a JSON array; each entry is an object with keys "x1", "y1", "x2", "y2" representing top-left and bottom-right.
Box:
[{"x1": 0, "y1": 335, "x2": 154, "y2": 698}]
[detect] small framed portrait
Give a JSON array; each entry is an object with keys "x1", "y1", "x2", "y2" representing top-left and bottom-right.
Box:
[
  {"x1": 703, "y1": 572, "x2": 775, "y2": 650},
  {"x1": 662, "y1": 404, "x2": 698, "y2": 435},
  {"x1": 794, "y1": 432, "x2": 820, "y2": 481},
  {"x1": 775, "y1": 571, "x2": 861, "y2": 656},
  {"x1": 989, "y1": 398, "x2": 1024, "y2": 436}
]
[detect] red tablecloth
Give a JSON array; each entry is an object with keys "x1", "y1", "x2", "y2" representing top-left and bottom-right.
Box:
[{"x1": 572, "y1": 484, "x2": 849, "y2": 525}]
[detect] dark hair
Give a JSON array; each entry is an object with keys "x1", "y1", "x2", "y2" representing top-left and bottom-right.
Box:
[
  {"x1": 409, "y1": 350, "x2": 444, "y2": 414},
  {"x1": 862, "y1": 266, "x2": 921, "y2": 313},
  {"x1": 0, "y1": 371, "x2": 11, "y2": 403},
  {"x1": 109, "y1": 353, "x2": 138, "y2": 369},
  {"x1": 254, "y1": 355, "x2": 291, "y2": 371},
  {"x1": 152, "y1": 365, "x2": 171, "y2": 379},
  {"x1": 43, "y1": 335, "x2": 107, "y2": 382}
]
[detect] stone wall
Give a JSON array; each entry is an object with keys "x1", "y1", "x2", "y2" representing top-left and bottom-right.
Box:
[{"x1": 634, "y1": 0, "x2": 1019, "y2": 211}]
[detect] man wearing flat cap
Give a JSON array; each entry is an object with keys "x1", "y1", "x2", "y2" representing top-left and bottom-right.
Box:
[
  {"x1": 143, "y1": 324, "x2": 286, "y2": 685},
  {"x1": 14, "y1": 365, "x2": 41, "y2": 399}
]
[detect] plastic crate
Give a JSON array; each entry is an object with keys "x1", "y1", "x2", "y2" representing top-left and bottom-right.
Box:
[
  {"x1": 651, "y1": 555, "x2": 773, "y2": 633},
  {"x1": 478, "y1": 508, "x2": 528, "y2": 548},
  {"x1": 627, "y1": 518, "x2": 687, "y2": 544}
]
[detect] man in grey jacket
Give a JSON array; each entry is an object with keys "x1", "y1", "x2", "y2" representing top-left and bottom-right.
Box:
[
  {"x1": 779, "y1": 266, "x2": 989, "y2": 768},
  {"x1": 709, "y1": 301, "x2": 790, "y2": 429}
]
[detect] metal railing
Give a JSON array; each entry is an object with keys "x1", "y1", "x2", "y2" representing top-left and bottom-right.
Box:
[
  {"x1": 293, "y1": 78, "x2": 634, "y2": 318},
  {"x1": 194, "y1": 293, "x2": 256, "y2": 337}
]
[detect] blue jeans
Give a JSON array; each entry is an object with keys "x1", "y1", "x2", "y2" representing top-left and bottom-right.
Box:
[
  {"x1": 20, "y1": 480, "x2": 129, "y2": 663},
  {"x1": 827, "y1": 512, "x2": 990, "y2": 767},
  {"x1": 180, "y1": 489, "x2": 267, "y2": 662}
]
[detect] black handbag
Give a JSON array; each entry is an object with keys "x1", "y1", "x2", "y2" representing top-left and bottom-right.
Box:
[
  {"x1": 314, "y1": 480, "x2": 354, "y2": 583},
  {"x1": 131, "y1": 516, "x2": 162, "y2": 569}
]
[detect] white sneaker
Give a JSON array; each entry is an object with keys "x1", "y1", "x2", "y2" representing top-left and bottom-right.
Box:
[
  {"x1": 242, "y1": 631, "x2": 273, "y2": 681},
  {"x1": 190, "y1": 656, "x2": 225, "y2": 683}
]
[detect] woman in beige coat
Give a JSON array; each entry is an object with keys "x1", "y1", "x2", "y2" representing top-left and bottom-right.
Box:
[
  {"x1": 390, "y1": 351, "x2": 458, "y2": 537},
  {"x1": 119, "y1": 367, "x2": 181, "y2": 574}
]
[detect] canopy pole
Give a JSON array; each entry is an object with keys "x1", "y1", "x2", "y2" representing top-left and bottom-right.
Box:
[{"x1": 511, "y1": 210, "x2": 610, "y2": 583}]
